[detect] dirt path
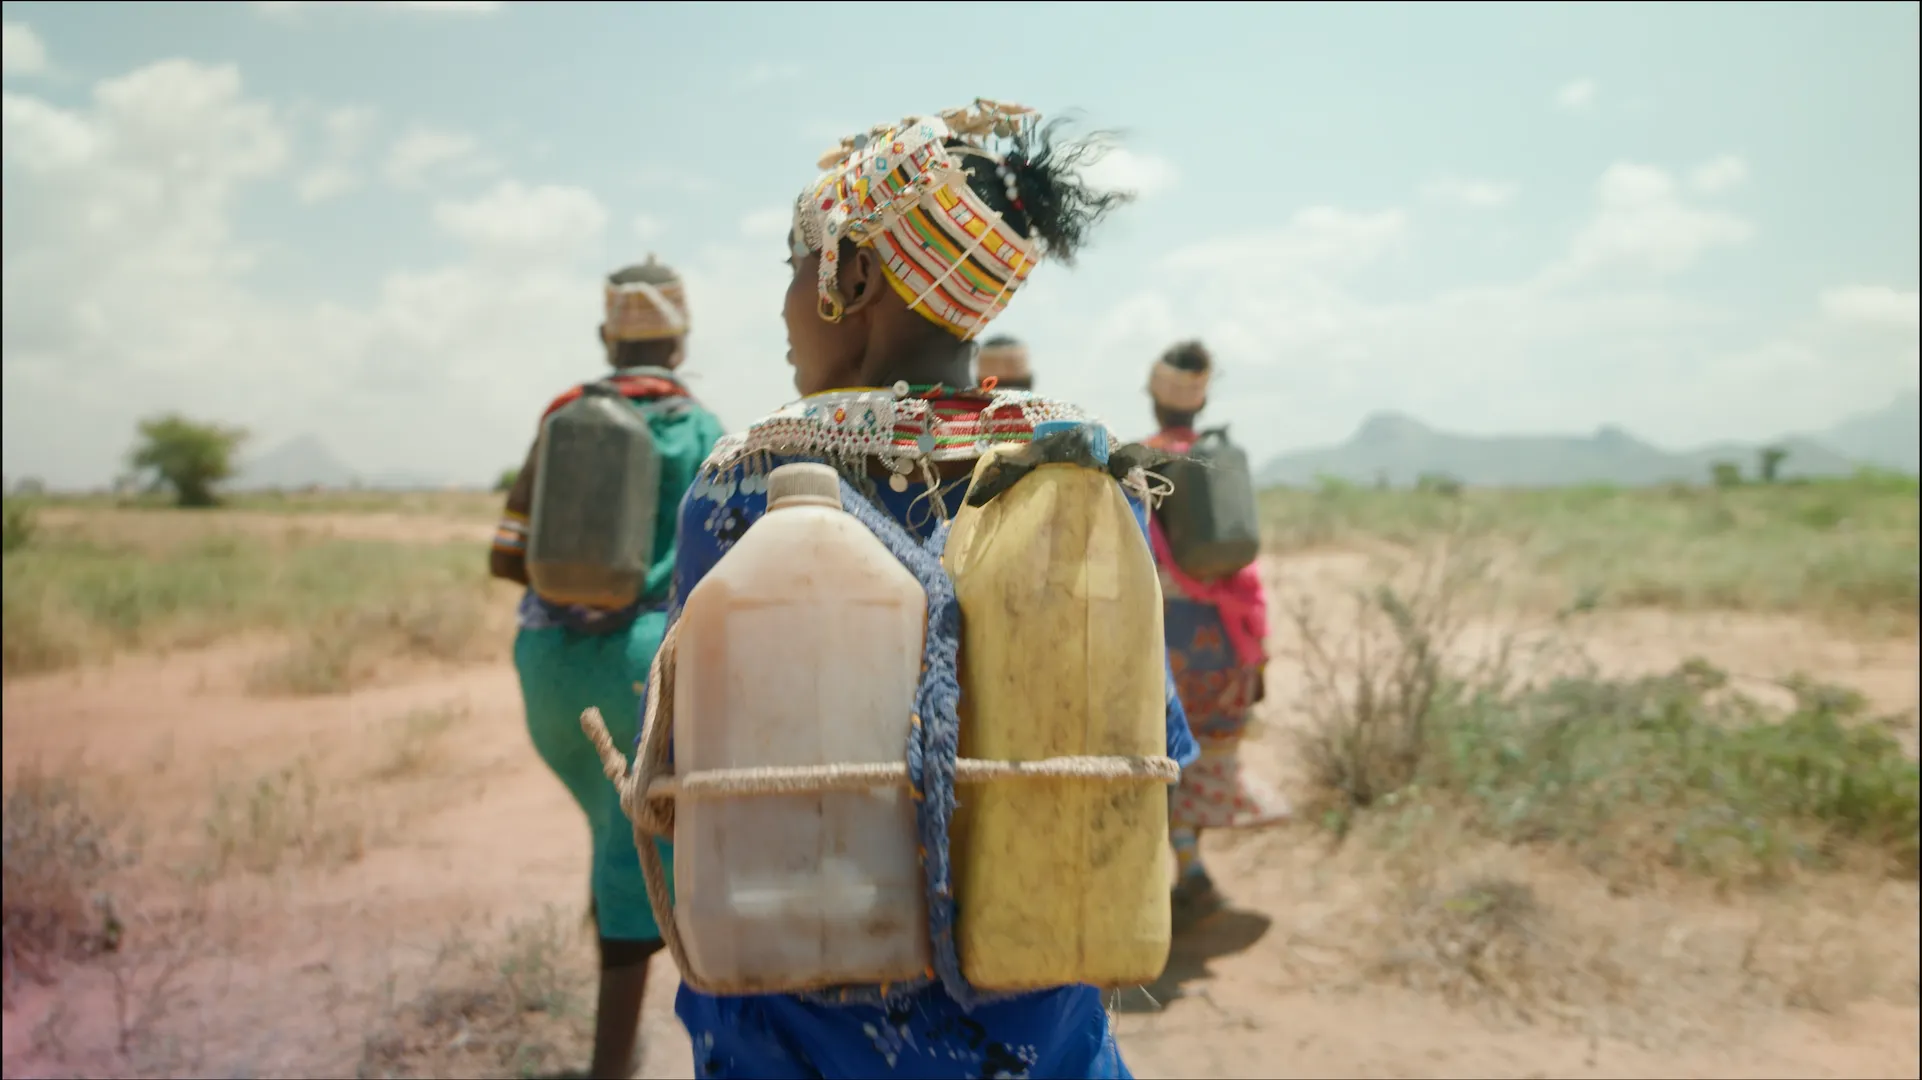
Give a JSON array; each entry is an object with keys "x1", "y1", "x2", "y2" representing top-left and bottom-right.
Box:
[{"x1": 2, "y1": 551, "x2": 1916, "y2": 1079}]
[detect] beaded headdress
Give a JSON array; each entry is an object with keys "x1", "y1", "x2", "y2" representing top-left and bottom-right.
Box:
[
  {"x1": 790, "y1": 99, "x2": 1044, "y2": 342},
  {"x1": 604, "y1": 255, "x2": 689, "y2": 343}
]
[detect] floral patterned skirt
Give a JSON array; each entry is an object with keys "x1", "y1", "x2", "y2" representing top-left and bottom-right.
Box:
[
  {"x1": 1165, "y1": 596, "x2": 1291, "y2": 832},
  {"x1": 1170, "y1": 737, "x2": 1292, "y2": 831}
]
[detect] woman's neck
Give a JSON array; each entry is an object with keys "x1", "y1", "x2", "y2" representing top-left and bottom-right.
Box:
[{"x1": 858, "y1": 326, "x2": 973, "y2": 391}]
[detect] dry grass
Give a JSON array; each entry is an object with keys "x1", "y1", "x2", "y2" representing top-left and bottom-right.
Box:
[
  {"x1": 1276, "y1": 532, "x2": 1921, "y2": 1045},
  {"x1": 2, "y1": 766, "x2": 135, "y2": 1004},
  {"x1": 371, "y1": 702, "x2": 470, "y2": 782},
  {"x1": 200, "y1": 757, "x2": 369, "y2": 877},
  {"x1": 1262, "y1": 472, "x2": 1920, "y2": 633},
  {"x1": 1288, "y1": 538, "x2": 1919, "y2": 887},
  {"x1": 19, "y1": 900, "x2": 224, "y2": 1076},
  {"x1": 2, "y1": 499, "x2": 506, "y2": 682},
  {"x1": 357, "y1": 907, "x2": 593, "y2": 1080},
  {"x1": 246, "y1": 590, "x2": 492, "y2": 697},
  {"x1": 1343, "y1": 830, "x2": 1918, "y2": 1047},
  {"x1": 1374, "y1": 873, "x2": 1573, "y2": 1023},
  {"x1": 37, "y1": 488, "x2": 503, "y2": 520}
]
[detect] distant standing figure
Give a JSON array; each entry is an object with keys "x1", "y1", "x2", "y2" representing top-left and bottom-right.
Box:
[
  {"x1": 974, "y1": 334, "x2": 1034, "y2": 390},
  {"x1": 489, "y1": 255, "x2": 726, "y2": 1080},
  {"x1": 1141, "y1": 339, "x2": 1291, "y2": 930}
]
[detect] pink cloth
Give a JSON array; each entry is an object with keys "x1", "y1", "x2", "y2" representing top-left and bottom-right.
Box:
[{"x1": 1143, "y1": 427, "x2": 1270, "y2": 669}]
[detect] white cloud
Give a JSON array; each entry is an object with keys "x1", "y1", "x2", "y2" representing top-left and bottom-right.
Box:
[
  {"x1": 737, "y1": 207, "x2": 792, "y2": 241},
  {"x1": 2, "y1": 60, "x2": 302, "y2": 487},
  {"x1": 383, "y1": 127, "x2": 495, "y2": 189},
  {"x1": 633, "y1": 214, "x2": 662, "y2": 242},
  {"x1": 298, "y1": 166, "x2": 359, "y2": 203},
  {"x1": 1688, "y1": 155, "x2": 1749, "y2": 194},
  {"x1": 1555, "y1": 78, "x2": 1598, "y2": 111},
  {"x1": 1421, "y1": 175, "x2": 1517, "y2": 208},
  {"x1": 1071, "y1": 207, "x2": 1408, "y2": 412},
  {"x1": 2, "y1": 20, "x2": 48, "y2": 77},
  {"x1": 1067, "y1": 155, "x2": 1908, "y2": 462},
  {"x1": 0, "y1": 92, "x2": 100, "y2": 169},
  {"x1": 1551, "y1": 161, "x2": 1753, "y2": 279},
  {"x1": 433, "y1": 180, "x2": 607, "y2": 257},
  {"x1": 1081, "y1": 147, "x2": 1180, "y2": 198},
  {"x1": 323, "y1": 104, "x2": 379, "y2": 145},
  {"x1": 295, "y1": 105, "x2": 378, "y2": 203},
  {"x1": 1820, "y1": 285, "x2": 1920, "y2": 331},
  {"x1": 0, "y1": 58, "x2": 628, "y2": 492},
  {"x1": 0, "y1": 53, "x2": 818, "y2": 495}
]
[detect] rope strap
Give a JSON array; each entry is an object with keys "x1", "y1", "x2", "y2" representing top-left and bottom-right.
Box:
[
  {"x1": 579, "y1": 626, "x2": 1178, "y2": 1001},
  {"x1": 580, "y1": 466, "x2": 1175, "y2": 1007},
  {"x1": 597, "y1": 754, "x2": 1180, "y2": 802}
]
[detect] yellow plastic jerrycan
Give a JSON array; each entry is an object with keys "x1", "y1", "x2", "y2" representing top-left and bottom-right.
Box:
[{"x1": 941, "y1": 419, "x2": 1172, "y2": 992}]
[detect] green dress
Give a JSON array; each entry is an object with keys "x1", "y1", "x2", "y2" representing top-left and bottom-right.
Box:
[{"x1": 511, "y1": 394, "x2": 724, "y2": 943}]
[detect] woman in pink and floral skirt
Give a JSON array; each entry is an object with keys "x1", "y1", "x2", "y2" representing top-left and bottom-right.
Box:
[{"x1": 1141, "y1": 340, "x2": 1293, "y2": 930}]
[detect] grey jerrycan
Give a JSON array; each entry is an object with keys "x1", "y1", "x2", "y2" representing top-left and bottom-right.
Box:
[
  {"x1": 526, "y1": 380, "x2": 663, "y2": 609},
  {"x1": 1157, "y1": 425, "x2": 1261, "y2": 580}
]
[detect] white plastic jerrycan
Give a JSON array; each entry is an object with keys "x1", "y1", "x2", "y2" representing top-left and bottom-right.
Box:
[{"x1": 670, "y1": 462, "x2": 933, "y2": 994}]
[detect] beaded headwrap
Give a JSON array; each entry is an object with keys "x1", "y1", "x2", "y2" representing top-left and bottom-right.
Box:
[
  {"x1": 791, "y1": 99, "x2": 1044, "y2": 342},
  {"x1": 604, "y1": 255, "x2": 690, "y2": 343},
  {"x1": 1149, "y1": 358, "x2": 1210, "y2": 412}
]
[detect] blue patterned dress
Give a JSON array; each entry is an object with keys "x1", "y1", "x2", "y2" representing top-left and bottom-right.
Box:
[{"x1": 651, "y1": 393, "x2": 1198, "y2": 1080}]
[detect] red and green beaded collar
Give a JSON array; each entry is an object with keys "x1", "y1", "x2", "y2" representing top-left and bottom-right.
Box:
[{"x1": 697, "y1": 382, "x2": 1120, "y2": 485}]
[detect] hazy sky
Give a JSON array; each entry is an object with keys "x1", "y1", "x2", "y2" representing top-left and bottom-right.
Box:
[{"x1": 3, "y1": 1, "x2": 1917, "y2": 489}]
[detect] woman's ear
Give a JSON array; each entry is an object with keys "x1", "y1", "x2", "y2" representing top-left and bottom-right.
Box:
[{"x1": 842, "y1": 245, "x2": 886, "y2": 315}]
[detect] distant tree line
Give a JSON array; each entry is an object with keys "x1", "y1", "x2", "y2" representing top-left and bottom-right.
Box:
[{"x1": 1710, "y1": 444, "x2": 1791, "y2": 488}]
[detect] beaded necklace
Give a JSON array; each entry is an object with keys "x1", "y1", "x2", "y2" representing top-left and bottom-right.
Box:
[{"x1": 692, "y1": 382, "x2": 1121, "y2": 499}]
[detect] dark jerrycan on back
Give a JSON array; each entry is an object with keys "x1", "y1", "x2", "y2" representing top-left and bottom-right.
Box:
[
  {"x1": 526, "y1": 379, "x2": 664, "y2": 610},
  {"x1": 1157, "y1": 425, "x2": 1261, "y2": 580}
]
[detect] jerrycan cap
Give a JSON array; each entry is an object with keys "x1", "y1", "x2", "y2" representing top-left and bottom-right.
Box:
[
  {"x1": 1033, "y1": 419, "x2": 1110, "y2": 467},
  {"x1": 767, "y1": 462, "x2": 845, "y2": 510}
]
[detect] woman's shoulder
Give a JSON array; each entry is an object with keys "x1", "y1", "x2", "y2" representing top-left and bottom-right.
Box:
[{"x1": 537, "y1": 369, "x2": 706, "y2": 423}]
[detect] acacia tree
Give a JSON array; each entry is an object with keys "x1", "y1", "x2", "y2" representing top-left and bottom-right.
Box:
[
  {"x1": 128, "y1": 414, "x2": 248, "y2": 508},
  {"x1": 1758, "y1": 444, "x2": 1789, "y2": 484}
]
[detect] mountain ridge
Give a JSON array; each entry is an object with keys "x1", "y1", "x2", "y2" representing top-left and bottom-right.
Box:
[{"x1": 1257, "y1": 392, "x2": 1918, "y2": 488}]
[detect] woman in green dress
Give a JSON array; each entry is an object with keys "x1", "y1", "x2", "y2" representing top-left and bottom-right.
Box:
[{"x1": 489, "y1": 256, "x2": 726, "y2": 1079}]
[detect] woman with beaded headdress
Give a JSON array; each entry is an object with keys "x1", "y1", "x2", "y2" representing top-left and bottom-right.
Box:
[
  {"x1": 646, "y1": 100, "x2": 1199, "y2": 1078},
  {"x1": 1140, "y1": 340, "x2": 1291, "y2": 930},
  {"x1": 489, "y1": 255, "x2": 726, "y2": 1079}
]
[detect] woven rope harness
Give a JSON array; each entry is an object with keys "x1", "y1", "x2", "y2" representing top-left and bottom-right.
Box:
[{"x1": 582, "y1": 473, "x2": 1179, "y2": 1010}]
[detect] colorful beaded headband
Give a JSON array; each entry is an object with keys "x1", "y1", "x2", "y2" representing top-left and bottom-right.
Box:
[{"x1": 791, "y1": 99, "x2": 1044, "y2": 342}]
